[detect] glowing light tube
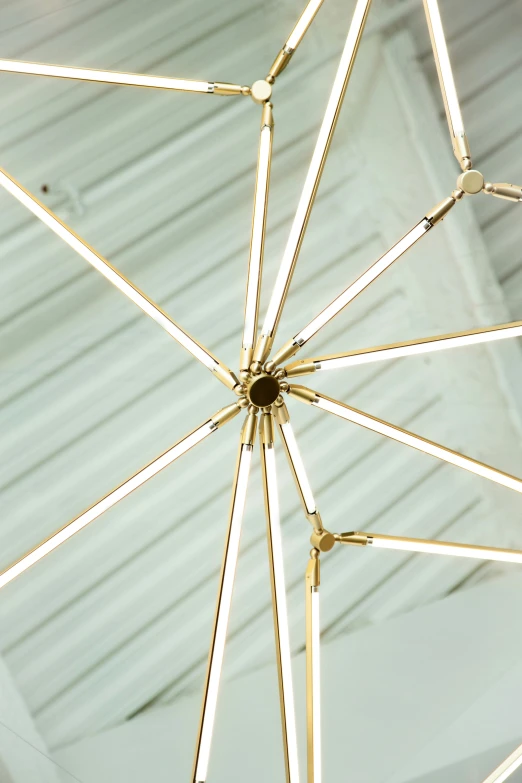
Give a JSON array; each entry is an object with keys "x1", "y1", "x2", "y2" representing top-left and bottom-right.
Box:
[
  {"x1": 0, "y1": 58, "x2": 213, "y2": 93},
  {"x1": 482, "y1": 742, "x2": 522, "y2": 783},
  {"x1": 295, "y1": 219, "x2": 431, "y2": 346},
  {"x1": 0, "y1": 420, "x2": 218, "y2": 591},
  {"x1": 262, "y1": 441, "x2": 300, "y2": 783},
  {"x1": 278, "y1": 421, "x2": 317, "y2": 517},
  {"x1": 241, "y1": 114, "x2": 273, "y2": 370},
  {"x1": 192, "y1": 443, "x2": 253, "y2": 783},
  {"x1": 339, "y1": 532, "x2": 522, "y2": 565},
  {"x1": 258, "y1": 0, "x2": 373, "y2": 359},
  {"x1": 289, "y1": 387, "x2": 522, "y2": 495},
  {"x1": 0, "y1": 168, "x2": 238, "y2": 390},
  {"x1": 286, "y1": 0, "x2": 325, "y2": 51},
  {"x1": 309, "y1": 320, "x2": 522, "y2": 372},
  {"x1": 306, "y1": 555, "x2": 321, "y2": 783},
  {"x1": 423, "y1": 0, "x2": 465, "y2": 143}
]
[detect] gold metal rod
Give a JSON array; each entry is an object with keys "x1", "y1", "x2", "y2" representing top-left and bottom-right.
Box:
[
  {"x1": 240, "y1": 103, "x2": 274, "y2": 372},
  {"x1": 260, "y1": 413, "x2": 300, "y2": 783},
  {"x1": 272, "y1": 198, "x2": 458, "y2": 366},
  {"x1": 0, "y1": 403, "x2": 241, "y2": 591},
  {"x1": 423, "y1": 0, "x2": 471, "y2": 170},
  {"x1": 0, "y1": 58, "x2": 248, "y2": 95},
  {"x1": 288, "y1": 385, "x2": 522, "y2": 495},
  {"x1": 0, "y1": 168, "x2": 239, "y2": 391},
  {"x1": 192, "y1": 414, "x2": 256, "y2": 783},
  {"x1": 481, "y1": 741, "x2": 522, "y2": 783},
  {"x1": 268, "y1": 0, "x2": 326, "y2": 80},
  {"x1": 254, "y1": 0, "x2": 373, "y2": 365},
  {"x1": 285, "y1": 320, "x2": 522, "y2": 376},
  {"x1": 484, "y1": 182, "x2": 522, "y2": 203},
  {"x1": 335, "y1": 531, "x2": 522, "y2": 565},
  {"x1": 274, "y1": 402, "x2": 323, "y2": 530},
  {"x1": 305, "y1": 549, "x2": 321, "y2": 783}
]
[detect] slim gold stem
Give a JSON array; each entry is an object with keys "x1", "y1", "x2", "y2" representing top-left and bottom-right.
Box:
[
  {"x1": 240, "y1": 104, "x2": 274, "y2": 372},
  {"x1": 285, "y1": 320, "x2": 522, "y2": 376},
  {"x1": 192, "y1": 414, "x2": 256, "y2": 783},
  {"x1": 0, "y1": 168, "x2": 239, "y2": 390},
  {"x1": 0, "y1": 403, "x2": 242, "y2": 591},
  {"x1": 481, "y1": 741, "x2": 522, "y2": 783},
  {"x1": 423, "y1": 0, "x2": 471, "y2": 170},
  {"x1": 260, "y1": 412, "x2": 300, "y2": 783},
  {"x1": 272, "y1": 198, "x2": 457, "y2": 366},
  {"x1": 254, "y1": 0, "x2": 373, "y2": 365},
  {"x1": 0, "y1": 58, "x2": 248, "y2": 95},
  {"x1": 305, "y1": 549, "x2": 321, "y2": 783},
  {"x1": 274, "y1": 402, "x2": 323, "y2": 530},
  {"x1": 268, "y1": 0, "x2": 326, "y2": 80},
  {"x1": 335, "y1": 531, "x2": 522, "y2": 564},
  {"x1": 288, "y1": 385, "x2": 522, "y2": 495}
]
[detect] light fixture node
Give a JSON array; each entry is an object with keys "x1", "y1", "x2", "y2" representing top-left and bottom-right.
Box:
[
  {"x1": 247, "y1": 373, "x2": 280, "y2": 407},
  {"x1": 457, "y1": 168, "x2": 484, "y2": 195},
  {"x1": 250, "y1": 79, "x2": 273, "y2": 104}
]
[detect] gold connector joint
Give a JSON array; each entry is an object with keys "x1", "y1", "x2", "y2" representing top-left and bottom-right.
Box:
[
  {"x1": 310, "y1": 528, "x2": 335, "y2": 552},
  {"x1": 267, "y1": 47, "x2": 294, "y2": 80},
  {"x1": 260, "y1": 411, "x2": 275, "y2": 445},
  {"x1": 285, "y1": 359, "x2": 317, "y2": 378},
  {"x1": 212, "y1": 363, "x2": 240, "y2": 391},
  {"x1": 453, "y1": 133, "x2": 472, "y2": 171},
  {"x1": 456, "y1": 169, "x2": 484, "y2": 196},
  {"x1": 211, "y1": 402, "x2": 243, "y2": 429},
  {"x1": 483, "y1": 182, "x2": 522, "y2": 203},
  {"x1": 307, "y1": 511, "x2": 325, "y2": 533},
  {"x1": 241, "y1": 411, "x2": 258, "y2": 446},
  {"x1": 271, "y1": 338, "x2": 301, "y2": 367},
  {"x1": 334, "y1": 531, "x2": 369, "y2": 546},
  {"x1": 287, "y1": 384, "x2": 319, "y2": 405},
  {"x1": 213, "y1": 82, "x2": 250, "y2": 96},
  {"x1": 250, "y1": 79, "x2": 273, "y2": 105},
  {"x1": 273, "y1": 401, "x2": 290, "y2": 426},
  {"x1": 252, "y1": 333, "x2": 273, "y2": 366},
  {"x1": 425, "y1": 195, "x2": 457, "y2": 226},
  {"x1": 261, "y1": 101, "x2": 274, "y2": 129},
  {"x1": 305, "y1": 548, "x2": 320, "y2": 588}
]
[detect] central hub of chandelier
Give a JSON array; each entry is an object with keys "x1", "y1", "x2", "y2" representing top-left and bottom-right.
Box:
[{"x1": 245, "y1": 372, "x2": 280, "y2": 407}]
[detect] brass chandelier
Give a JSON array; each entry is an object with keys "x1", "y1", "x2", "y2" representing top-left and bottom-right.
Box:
[{"x1": 1, "y1": 1, "x2": 522, "y2": 781}]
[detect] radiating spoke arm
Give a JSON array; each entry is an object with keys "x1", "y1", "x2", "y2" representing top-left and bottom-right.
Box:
[
  {"x1": 0, "y1": 58, "x2": 248, "y2": 96},
  {"x1": 260, "y1": 411, "x2": 300, "y2": 783},
  {"x1": 305, "y1": 549, "x2": 321, "y2": 783},
  {"x1": 267, "y1": 0, "x2": 326, "y2": 81},
  {"x1": 481, "y1": 741, "x2": 522, "y2": 783},
  {"x1": 284, "y1": 320, "x2": 522, "y2": 377},
  {"x1": 288, "y1": 384, "x2": 522, "y2": 495},
  {"x1": 335, "y1": 531, "x2": 522, "y2": 565},
  {"x1": 240, "y1": 103, "x2": 274, "y2": 372},
  {"x1": 192, "y1": 412, "x2": 256, "y2": 783},
  {"x1": 271, "y1": 196, "x2": 457, "y2": 367},
  {"x1": 484, "y1": 182, "x2": 522, "y2": 203},
  {"x1": 0, "y1": 402, "x2": 242, "y2": 591},
  {"x1": 273, "y1": 401, "x2": 323, "y2": 530},
  {"x1": 0, "y1": 168, "x2": 239, "y2": 390},
  {"x1": 253, "y1": 0, "x2": 373, "y2": 366},
  {"x1": 423, "y1": 0, "x2": 471, "y2": 170}
]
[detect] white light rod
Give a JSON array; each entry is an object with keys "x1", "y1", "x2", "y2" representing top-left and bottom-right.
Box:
[
  {"x1": 312, "y1": 394, "x2": 522, "y2": 495},
  {"x1": 0, "y1": 421, "x2": 216, "y2": 591},
  {"x1": 0, "y1": 58, "x2": 212, "y2": 93},
  {"x1": 194, "y1": 445, "x2": 253, "y2": 783},
  {"x1": 0, "y1": 168, "x2": 233, "y2": 381},
  {"x1": 482, "y1": 742, "x2": 522, "y2": 783},
  {"x1": 261, "y1": 0, "x2": 372, "y2": 340},
  {"x1": 423, "y1": 0, "x2": 465, "y2": 138},
  {"x1": 279, "y1": 421, "x2": 317, "y2": 516},
  {"x1": 295, "y1": 219, "x2": 431, "y2": 345},
  {"x1": 367, "y1": 533, "x2": 522, "y2": 565},
  {"x1": 313, "y1": 321, "x2": 522, "y2": 371},
  {"x1": 264, "y1": 444, "x2": 300, "y2": 783},
  {"x1": 286, "y1": 0, "x2": 325, "y2": 51},
  {"x1": 311, "y1": 588, "x2": 322, "y2": 783},
  {"x1": 243, "y1": 123, "x2": 273, "y2": 352}
]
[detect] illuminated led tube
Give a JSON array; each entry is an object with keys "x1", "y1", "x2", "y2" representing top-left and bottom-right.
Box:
[
  {"x1": 288, "y1": 385, "x2": 522, "y2": 495},
  {"x1": 336, "y1": 531, "x2": 522, "y2": 565},
  {"x1": 256, "y1": 0, "x2": 373, "y2": 363},
  {"x1": 274, "y1": 404, "x2": 322, "y2": 529},
  {"x1": 305, "y1": 553, "x2": 321, "y2": 783},
  {"x1": 0, "y1": 58, "x2": 243, "y2": 95},
  {"x1": 261, "y1": 415, "x2": 300, "y2": 783},
  {"x1": 482, "y1": 742, "x2": 522, "y2": 783},
  {"x1": 287, "y1": 320, "x2": 522, "y2": 375},
  {"x1": 0, "y1": 168, "x2": 238, "y2": 390},
  {"x1": 423, "y1": 0, "x2": 470, "y2": 167},
  {"x1": 286, "y1": 0, "x2": 325, "y2": 50},
  {"x1": 240, "y1": 106, "x2": 274, "y2": 371},
  {"x1": 192, "y1": 416, "x2": 255, "y2": 783},
  {"x1": 0, "y1": 404, "x2": 242, "y2": 591}
]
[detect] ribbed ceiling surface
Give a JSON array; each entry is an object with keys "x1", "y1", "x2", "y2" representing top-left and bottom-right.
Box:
[{"x1": 0, "y1": 0, "x2": 521, "y2": 753}]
